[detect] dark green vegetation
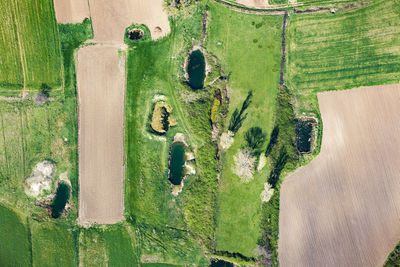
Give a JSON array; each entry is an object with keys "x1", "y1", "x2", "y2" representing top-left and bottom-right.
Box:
[
  {"x1": 187, "y1": 49, "x2": 206, "y2": 89},
  {"x1": 161, "y1": 107, "x2": 171, "y2": 132},
  {"x1": 210, "y1": 259, "x2": 234, "y2": 267},
  {"x1": 287, "y1": 0, "x2": 400, "y2": 93},
  {"x1": 0, "y1": 0, "x2": 61, "y2": 90},
  {"x1": 125, "y1": 24, "x2": 152, "y2": 45},
  {"x1": 206, "y1": 1, "x2": 283, "y2": 258},
  {"x1": 31, "y1": 221, "x2": 77, "y2": 267},
  {"x1": 0, "y1": 205, "x2": 31, "y2": 266},
  {"x1": 51, "y1": 182, "x2": 71, "y2": 218},
  {"x1": 169, "y1": 142, "x2": 186, "y2": 185},
  {"x1": 259, "y1": 85, "x2": 298, "y2": 264},
  {"x1": 385, "y1": 242, "x2": 400, "y2": 267},
  {"x1": 295, "y1": 119, "x2": 314, "y2": 153}
]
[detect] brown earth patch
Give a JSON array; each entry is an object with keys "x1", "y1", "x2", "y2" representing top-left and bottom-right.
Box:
[
  {"x1": 236, "y1": 0, "x2": 269, "y2": 9},
  {"x1": 279, "y1": 84, "x2": 400, "y2": 266},
  {"x1": 88, "y1": 0, "x2": 170, "y2": 42},
  {"x1": 53, "y1": 0, "x2": 90, "y2": 23},
  {"x1": 77, "y1": 45, "x2": 125, "y2": 225}
]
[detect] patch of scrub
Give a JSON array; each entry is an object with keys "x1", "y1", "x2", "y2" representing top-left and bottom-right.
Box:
[
  {"x1": 210, "y1": 259, "x2": 234, "y2": 267},
  {"x1": 260, "y1": 183, "x2": 274, "y2": 203},
  {"x1": 151, "y1": 102, "x2": 177, "y2": 134},
  {"x1": 295, "y1": 118, "x2": 316, "y2": 153},
  {"x1": 24, "y1": 161, "x2": 55, "y2": 197},
  {"x1": 219, "y1": 131, "x2": 234, "y2": 151},
  {"x1": 187, "y1": 50, "x2": 206, "y2": 89},
  {"x1": 233, "y1": 148, "x2": 256, "y2": 182}
]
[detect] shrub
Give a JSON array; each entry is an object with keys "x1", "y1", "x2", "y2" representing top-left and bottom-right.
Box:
[
  {"x1": 210, "y1": 98, "x2": 221, "y2": 124},
  {"x1": 161, "y1": 107, "x2": 170, "y2": 131}
]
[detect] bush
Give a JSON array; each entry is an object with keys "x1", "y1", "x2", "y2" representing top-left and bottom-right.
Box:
[{"x1": 210, "y1": 98, "x2": 221, "y2": 124}]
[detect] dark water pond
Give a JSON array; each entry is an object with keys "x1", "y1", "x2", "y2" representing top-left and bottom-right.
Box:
[
  {"x1": 169, "y1": 142, "x2": 185, "y2": 185},
  {"x1": 187, "y1": 50, "x2": 205, "y2": 89},
  {"x1": 210, "y1": 259, "x2": 234, "y2": 267},
  {"x1": 295, "y1": 119, "x2": 315, "y2": 153},
  {"x1": 51, "y1": 182, "x2": 70, "y2": 218}
]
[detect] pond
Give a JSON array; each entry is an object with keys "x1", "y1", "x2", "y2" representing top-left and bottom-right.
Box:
[
  {"x1": 169, "y1": 142, "x2": 186, "y2": 185},
  {"x1": 210, "y1": 259, "x2": 234, "y2": 267},
  {"x1": 187, "y1": 50, "x2": 205, "y2": 89},
  {"x1": 295, "y1": 118, "x2": 315, "y2": 153},
  {"x1": 51, "y1": 181, "x2": 70, "y2": 218}
]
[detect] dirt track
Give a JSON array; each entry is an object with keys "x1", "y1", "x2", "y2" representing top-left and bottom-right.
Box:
[
  {"x1": 279, "y1": 84, "x2": 400, "y2": 266},
  {"x1": 77, "y1": 45, "x2": 126, "y2": 224},
  {"x1": 53, "y1": 0, "x2": 90, "y2": 23}
]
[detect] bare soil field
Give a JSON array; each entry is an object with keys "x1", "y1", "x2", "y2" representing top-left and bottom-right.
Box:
[
  {"x1": 88, "y1": 0, "x2": 170, "y2": 42},
  {"x1": 236, "y1": 0, "x2": 270, "y2": 9},
  {"x1": 77, "y1": 45, "x2": 125, "y2": 224},
  {"x1": 53, "y1": 0, "x2": 90, "y2": 23},
  {"x1": 279, "y1": 84, "x2": 400, "y2": 266}
]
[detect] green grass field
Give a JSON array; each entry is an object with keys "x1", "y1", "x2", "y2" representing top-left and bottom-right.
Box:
[
  {"x1": 0, "y1": 204, "x2": 31, "y2": 266},
  {"x1": 0, "y1": 0, "x2": 62, "y2": 91},
  {"x1": 31, "y1": 221, "x2": 77, "y2": 267},
  {"x1": 79, "y1": 225, "x2": 138, "y2": 267},
  {"x1": 287, "y1": 0, "x2": 400, "y2": 93},
  {"x1": 125, "y1": 3, "x2": 211, "y2": 265},
  {"x1": 103, "y1": 225, "x2": 138, "y2": 266},
  {"x1": 205, "y1": 2, "x2": 283, "y2": 257},
  {"x1": 0, "y1": 98, "x2": 78, "y2": 219}
]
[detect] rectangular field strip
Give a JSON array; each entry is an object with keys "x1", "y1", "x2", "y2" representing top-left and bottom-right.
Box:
[
  {"x1": 0, "y1": 0, "x2": 62, "y2": 90},
  {"x1": 287, "y1": 0, "x2": 400, "y2": 92}
]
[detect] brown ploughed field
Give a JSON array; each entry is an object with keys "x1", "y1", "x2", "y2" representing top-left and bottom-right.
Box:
[
  {"x1": 77, "y1": 45, "x2": 126, "y2": 224},
  {"x1": 53, "y1": 0, "x2": 90, "y2": 23},
  {"x1": 88, "y1": 0, "x2": 170, "y2": 42},
  {"x1": 279, "y1": 84, "x2": 400, "y2": 266}
]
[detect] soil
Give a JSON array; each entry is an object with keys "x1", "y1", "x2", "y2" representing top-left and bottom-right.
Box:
[
  {"x1": 77, "y1": 45, "x2": 125, "y2": 225},
  {"x1": 279, "y1": 84, "x2": 400, "y2": 266},
  {"x1": 236, "y1": 0, "x2": 269, "y2": 9},
  {"x1": 53, "y1": 0, "x2": 90, "y2": 23},
  {"x1": 88, "y1": 0, "x2": 170, "y2": 42}
]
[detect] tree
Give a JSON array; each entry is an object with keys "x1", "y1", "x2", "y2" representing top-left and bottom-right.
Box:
[
  {"x1": 245, "y1": 126, "x2": 267, "y2": 154},
  {"x1": 161, "y1": 107, "x2": 170, "y2": 132}
]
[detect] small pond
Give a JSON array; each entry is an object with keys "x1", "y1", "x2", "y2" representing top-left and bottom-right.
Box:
[
  {"x1": 187, "y1": 50, "x2": 205, "y2": 89},
  {"x1": 169, "y1": 142, "x2": 186, "y2": 185},
  {"x1": 51, "y1": 181, "x2": 70, "y2": 218},
  {"x1": 210, "y1": 259, "x2": 234, "y2": 267},
  {"x1": 128, "y1": 28, "x2": 144, "y2": 40},
  {"x1": 295, "y1": 118, "x2": 315, "y2": 153}
]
